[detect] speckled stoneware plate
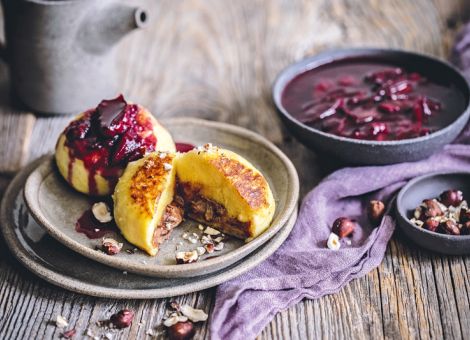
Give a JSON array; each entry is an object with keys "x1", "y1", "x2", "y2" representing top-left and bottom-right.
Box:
[
  {"x1": 23, "y1": 118, "x2": 299, "y2": 278},
  {"x1": 1, "y1": 157, "x2": 298, "y2": 298}
]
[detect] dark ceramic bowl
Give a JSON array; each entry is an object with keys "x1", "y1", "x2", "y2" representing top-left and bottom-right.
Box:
[
  {"x1": 396, "y1": 171, "x2": 470, "y2": 255},
  {"x1": 273, "y1": 48, "x2": 470, "y2": 165}
]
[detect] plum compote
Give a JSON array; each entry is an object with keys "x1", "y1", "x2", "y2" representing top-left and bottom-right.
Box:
[
  {"x1": 281, "y1": 61, "x2": 466, "y2": 141},
  {"x1": 63, "y1": 94, "x2": 157, "y2": 195}
]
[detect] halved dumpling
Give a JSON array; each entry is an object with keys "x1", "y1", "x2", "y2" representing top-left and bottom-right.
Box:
[
  {"x1": 174, "y1": 144, "x2": 275, "y2": 240},
  {"x1": 113, "y1": 152, "x2": 183, "y2": 255}
]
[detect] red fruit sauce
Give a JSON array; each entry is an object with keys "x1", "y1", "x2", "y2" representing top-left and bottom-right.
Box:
[
  {"x1": 281, "y1": 62, "x2": 466, "y2": 141},
  {"x1": 63, "y1": 95, "x2": 157, "y2": 195},
  {"x1": 175, "y1": 142, "x2": 195, "y2": 153},
  {"x1": 75, "y1": 209, "x2": 117, "y2": 239}
]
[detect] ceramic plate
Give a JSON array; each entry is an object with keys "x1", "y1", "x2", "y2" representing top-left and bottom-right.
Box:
[
  {"x1": 1, "y1": 157, "x2": 298, "y2": 298},
  {"x1": 23, "y1": 118, "x2": 299, "y2": 278}
]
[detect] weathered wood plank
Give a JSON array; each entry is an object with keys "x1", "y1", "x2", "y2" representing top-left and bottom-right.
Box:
[{"x1": 0, "y1": 112, "x2": 35, "y2": 173}]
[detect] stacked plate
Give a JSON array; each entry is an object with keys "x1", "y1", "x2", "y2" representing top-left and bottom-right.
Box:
[{"x1": 1, "y1": 118, "x2": 299, "y2": 299}]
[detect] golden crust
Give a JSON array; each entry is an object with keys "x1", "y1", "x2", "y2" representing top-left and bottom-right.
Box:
[
  {"x1": 129, "y1": 153, "x2": 175, "y2": 218},
  {"x1": 113, "y1": 151, "x2": 176, "y2": 256},
  {"x1": 174, "y1": 145, "x2": 276, "y2": 240},
  {"x1": 209, "y1": 156, "x2": 269, "y2": 210}
]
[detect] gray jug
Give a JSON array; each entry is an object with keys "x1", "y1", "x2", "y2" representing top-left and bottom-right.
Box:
[{"x1": 2, "y1": 0, "x2": 148, "y2": 114}]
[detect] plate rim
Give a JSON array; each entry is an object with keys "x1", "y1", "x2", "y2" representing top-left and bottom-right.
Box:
[
  {"x1": 23, "y1": 118, "x2": 300, "y2": 277},
  {"x1": 1, "y1": 156, "x2": 298, "y2": 298}
]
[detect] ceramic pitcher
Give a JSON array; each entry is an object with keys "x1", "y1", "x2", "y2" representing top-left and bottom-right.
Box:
[{"x1": 1, "y1": 0, "x2": 148, "y2": 114}]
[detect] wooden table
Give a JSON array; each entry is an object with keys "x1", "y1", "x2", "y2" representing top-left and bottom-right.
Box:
[{"x1": 1, "y1": 0, "x2": 469, "y2": 338}]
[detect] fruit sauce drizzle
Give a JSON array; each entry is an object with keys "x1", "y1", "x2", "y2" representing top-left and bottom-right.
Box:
[
  {"x1": 64, "y1": 95, "x2": 157, "y2": 195},
  {"x1": 282, "y1": 62, "x2": 466, "y2": 141},
  {"x1": 75, "y1": 208, "x2": 117, "y2": 239},
  {"x1": 175, "y1": 142, "x2": 195, "y2": 153}
]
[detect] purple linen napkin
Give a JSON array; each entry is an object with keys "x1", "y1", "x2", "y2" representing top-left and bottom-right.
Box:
[{"x1": 210, "y1": 25, "x2": 470, "y2": 340}]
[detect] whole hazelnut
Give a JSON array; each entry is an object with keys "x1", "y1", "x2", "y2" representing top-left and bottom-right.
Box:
[
  {"x1": 168, "y1": 321, "x2": 195, "y2": 340},
  {"x1": 368, "y1": 200, "x2": 385, "y2": 224},
  {"x1": 423, "y1": 199, "x2": 443, "y2": 218},
  {"x1": 423, "y1": 218, "x2": 439, "y2": 232},
  {"x1": 439, "y1": 190, "x2": 463, "y2": 207},
  {"x1": 332, "y1": 217, "x2": 355, "y2": 238},
  {"x1": 441, "y1": 220, "x2": 460, "y2": 235},
  {"x1": 110, "y1": 309, "x2": 134, "y2": 329}
]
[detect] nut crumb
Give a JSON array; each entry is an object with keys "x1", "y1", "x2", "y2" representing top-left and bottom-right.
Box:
[
  {"x1": 187, "y1": 234, "x2": 198, "y2": 244},
  {"x1": 146, "y1": 328, "x2": 157, "y2": 336},
  {"x1": 176, "y1": 250, "x2": 198, "y2": 264},
  {"x1": 196, "y1": 246, "x2": 206, "y2": 256},
  {"x1": 201, "y1": 235, "x2": 212, "y2": 245},
  {"x1": 55, "y1": 315, "x2": 69, "y2": 328},
  {"x1": 204, "y1": 243, "x2": 215, "y2": 253},
  {"x1": 204, "y1": 226, "x2": 220, "y2": 236},
  {"x1": 214, "y1": 242, "x2": 224, "y2": 251}
]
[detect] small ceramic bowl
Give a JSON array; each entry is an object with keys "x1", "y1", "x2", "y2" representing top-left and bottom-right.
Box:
[
  {"x1": 396, "y1": 171, "x2": 470, "y2": 255},
  {"x1": 272, "y1": 48, "x2": 470, "y2": 165}
]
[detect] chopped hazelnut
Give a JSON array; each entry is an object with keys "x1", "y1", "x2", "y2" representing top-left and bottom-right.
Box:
[
  {"x1": 214, "y1": 242, "x2": 224, "y2": 251},
  {"x1": 91, "y1": 202, "x2": 113, "y2": 223},
  {"x1": 180, "y1": 305, "x2": 208, "y2": 322},
  {"x1": 101, "y1": 237, "x2": 123, "y2": 255},
  {"x1": 196, "y1": 247, "x2": 206, "y2": 256},
  {"x1": 203, "y1": 227, "x2": 220, "y2": 236},
  {"x1": 326, "y1": 233, "x2": 341, "y2": 250},
  {"x1": 204, "y1": 243, "x2": 215, "y2": 253},
  {"x1": 176, "y1": 250, "x2": 198, "y2": 264},
  {"x1": 163, "y1": 314, "x2": 188, "y2": 327},
  {"x1": 55, "y1": 315, "x2": 69, "y2": 328}
]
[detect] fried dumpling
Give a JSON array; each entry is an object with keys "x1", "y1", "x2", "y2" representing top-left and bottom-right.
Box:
[
  {"x1": 55, "y1": 95, "x2": 175, "y2": 196},
  {"x1": 113, "y1": 152, "x2": 182, "y2": 256},
  {"x1": 174, "y1": 144, "x2": 275, "y2": 240}
]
